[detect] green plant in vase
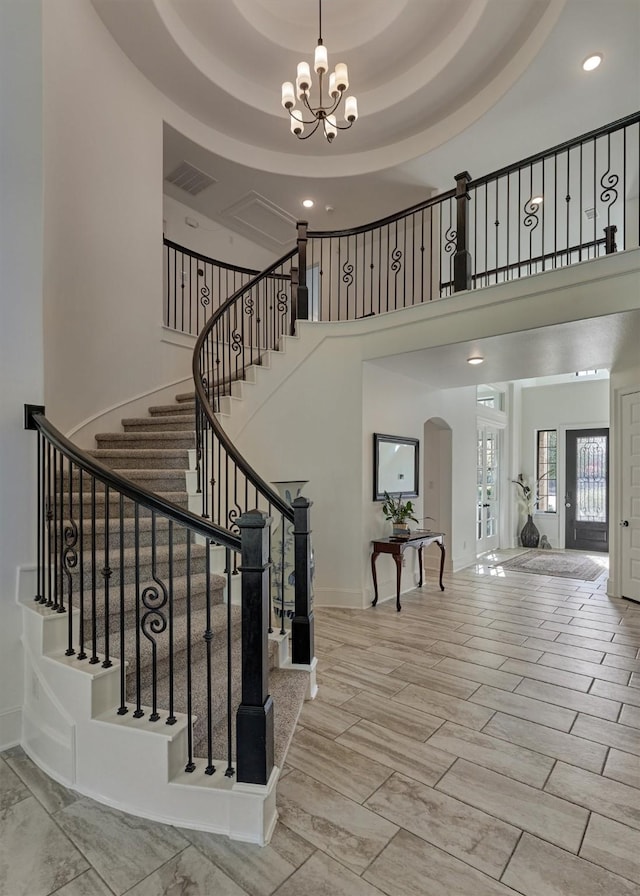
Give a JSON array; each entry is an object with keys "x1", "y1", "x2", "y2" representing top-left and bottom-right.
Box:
[{"x1": 381, "y1": 491, "x2": 419, "y2": 537}]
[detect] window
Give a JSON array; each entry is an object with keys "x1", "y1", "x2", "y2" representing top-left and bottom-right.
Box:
[
  {"x1": 536, "y1": 429, "x2": 557, "y2": 512},
  {"x1": 477, "y1": 386, "x2": 504, "y2": 410}
]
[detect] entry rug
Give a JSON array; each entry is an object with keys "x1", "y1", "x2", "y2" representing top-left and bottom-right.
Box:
[{"x1": 494, "y1": 549, "x2": 606, "y2": 581}]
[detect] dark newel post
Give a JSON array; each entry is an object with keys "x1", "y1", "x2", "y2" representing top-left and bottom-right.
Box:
[
  {"x1": 290, "y1": 265, "x2": 299, "y2": 336},
  {"x1": 236, "y1": 510, "x2": 274, "y2": 785},
  {"x1": 291, "y1": 496, "x2": 314, "y2": 665},
  {"x1": 604, "y1": 224, "x2": 618, "y2": 254},
  {"x1": 453, "y1": 171, "x2": 472, "y2": 292},
  {"x1": 24, "y1": 404, "x2": 46, "y2": 430},
  {"x1": 296, "y1": 220, "x2": 309, "y2": 323}
]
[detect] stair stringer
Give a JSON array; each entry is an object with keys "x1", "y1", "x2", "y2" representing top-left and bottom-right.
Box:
[{"x1": 19, "y1": 595, "x2": 278, "y2": 845}]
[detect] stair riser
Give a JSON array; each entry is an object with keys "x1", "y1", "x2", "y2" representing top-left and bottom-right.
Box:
[
  {"x1": 148, "y1": 404, "x2": 195, "y2": 417},
  {"x1": 122, "y1": 420, "x2": 196, "y2": 433}
]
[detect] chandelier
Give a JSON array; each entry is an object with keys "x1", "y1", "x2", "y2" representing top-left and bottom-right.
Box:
[{"x1": 280, "y1": 0, "x2": 358, "y2": 142}]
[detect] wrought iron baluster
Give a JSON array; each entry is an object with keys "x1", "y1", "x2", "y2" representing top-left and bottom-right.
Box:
[
  {"x1": 102, "y1": 484, "x2": 112, "y2": 668},
  {"x1": 184, "y1": 529, "x2": 195, "y2": 771},
  {"x1": 167, "y1": 519, "x2": 176, "y2": 725},
  {"x1": 63, "y1": 457, "x2": 77, "y2": 654},
  {"x1": 89, "y1": 477, "x2": 99, "y2": 663},
  {"x1": 225, "y1": 546, "x2": 234, "y2": 777},
  {"x1": 118, "y1": 494, "x2": 127, "y2": 715},
  {"x1": 204, "y1": 539, "x2": 215, "y2": 775}
]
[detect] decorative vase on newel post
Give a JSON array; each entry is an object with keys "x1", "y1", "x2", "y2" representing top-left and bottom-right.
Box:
[{"x1": 271, "y1": 481, "x2": 314, "y2": 629}]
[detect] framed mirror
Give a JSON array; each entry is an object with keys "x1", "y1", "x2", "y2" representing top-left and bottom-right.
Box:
[{"x1": 373, "y1": 433, "x2": 419, "y2": 500}]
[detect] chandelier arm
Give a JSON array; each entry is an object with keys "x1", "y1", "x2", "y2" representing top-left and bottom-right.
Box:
[
  {"x1": 287, "y1": 103, "x2": 324, "y2": 127},
  {"x1": 298, "y1": 89, "x2": 346, "y2": 121},
  {"x1": 332, "y1": 119, "x2": 356, "y2": 132},
  {"x1": 296, "y1": 119, "x2": 323, "y2": 141}
]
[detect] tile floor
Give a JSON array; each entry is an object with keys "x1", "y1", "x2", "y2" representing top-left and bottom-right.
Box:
[{"x1": 2, "y1": 551, "x2": 640, "y2": 895}]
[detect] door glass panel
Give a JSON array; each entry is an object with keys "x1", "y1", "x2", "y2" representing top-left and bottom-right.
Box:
[
  {"x1": 576, "y1": 435, "x2": 607, "y2": 523},
  {"x1": 477, "y1": 425, "x2": 500, "y2": 550}
]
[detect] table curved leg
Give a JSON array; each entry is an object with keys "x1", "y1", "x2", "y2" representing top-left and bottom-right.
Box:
[
  {"x1": 371, "y1": 551, "x2": 380, "y2": 606},
  {"x1": 394, "y1": 555, "x2": 402, "y2": 611},
  {"x1": 437, "y1": 542, "x2": 445, "y2": 591}
]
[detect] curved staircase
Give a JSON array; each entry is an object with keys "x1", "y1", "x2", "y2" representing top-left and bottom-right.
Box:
[{"x1": 87, "y1": 388, "x2": 309, "y2": 766}]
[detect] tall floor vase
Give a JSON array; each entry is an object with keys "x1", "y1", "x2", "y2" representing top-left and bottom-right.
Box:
[
  {"x1": 520, "y1": 513, "x2": 540, "y2": 548},
  {"x1": 271, "y1": 481, "x2": 313, "y2": 630}
]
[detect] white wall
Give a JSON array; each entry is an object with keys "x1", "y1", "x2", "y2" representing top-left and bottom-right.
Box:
[
  {"x1": 0, "y1": 0, "x2": 44, "y2": 747},
  {"x1": 42, "y1": 0, "x2": 194, "y2": 435},
  {"x1": 229, "y1": 331, "x2": 478, "y2": 610},
  {"x1": 518, "y1": 378, "x2": 609, "y2": 548},
  {"x1": 163, "y1": 195, "x2": 276, "y2": 271},
  {"x1": 362, "y1": 364, "x2": 478, "y2": 601}
]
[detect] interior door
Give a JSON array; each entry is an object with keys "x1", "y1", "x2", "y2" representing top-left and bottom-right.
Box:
[
  {"x1": 565, "y1": 428, "x2": 609, "y2": 552},
  {"x1": 477, "y1": 426, "x2": 500, "y2": 554},
  {"x1": 621, "y1": 392, "x2": 640, "y2": 602}
]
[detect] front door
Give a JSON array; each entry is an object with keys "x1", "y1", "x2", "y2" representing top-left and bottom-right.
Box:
[
  {"x1": 565, "y1": 428, "x2": 609, "y2": 552},
  {"x1": 477, "y1": 426, "x2": 500, "y2": 554},
  {"x1": 621, "y1": 392, "x2": 640, "y2": 601}
]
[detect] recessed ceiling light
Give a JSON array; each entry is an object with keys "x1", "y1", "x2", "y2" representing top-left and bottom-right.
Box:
[
  {"x1": 582, "y1": 53, "x2": 602, "y2": 72},
  {"x1": 467, "y1": 356, "x2": 484, "y2": 366},
  {"x1": 531, "y1": 195, "x2": 543, "y2": 206},
  {"x1": 302, "y1": 199, "x2": 314, "y2": 208}
]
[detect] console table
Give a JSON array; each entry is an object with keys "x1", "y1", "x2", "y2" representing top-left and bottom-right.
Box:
[{"x1": 371, "y1": 532, "x2": 445, "y2": 612}]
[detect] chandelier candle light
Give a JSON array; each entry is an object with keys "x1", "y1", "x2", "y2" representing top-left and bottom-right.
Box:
[{"x1": 281, "y1": 0, "x2": 358, "y2": 142}]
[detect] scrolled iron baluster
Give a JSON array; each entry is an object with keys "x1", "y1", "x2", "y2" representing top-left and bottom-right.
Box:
[
  {"x1": 522, "y1": 197, "x2": 541, "y2": 233},
  {"x1": 599, "y1": 168, "x2": 619, "y2": 218},
  {"x1": 199, "y1": 277, "x2": 211, "y2": 311},
  {"x1": 140, "y1": 576, "x2": 169, "y2": 722},
  {"x1": 62, "y1": 516, "x2": 78, "y2": 655},
  {"x1": 231, "y1": 329, "x2": 242, "y2": 355},
  {"x1": 444, "y1": 225, "x2": 456, "y2": 255},
  {"x1": 342, "y1": 259, "x2": 354, "y2": 287}
]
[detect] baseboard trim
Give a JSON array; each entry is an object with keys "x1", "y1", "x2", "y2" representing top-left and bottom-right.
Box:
[
  {"x1": 312, "y1": 588, "x2": 365, "y2": 609},
  {"x1": 0, "y1": 707, "x2": 22, "y2": 752}
]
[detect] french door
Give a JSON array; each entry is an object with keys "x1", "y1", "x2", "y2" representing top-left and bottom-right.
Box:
[
  {"x1": 620, "y1": 392, "x2": 640, "y2": 601},
  {"x1": 477, "y1": 426, "x2": 500, "y2": 554},
  {"x1": 565, "y1": 428, "x2": 609, "y2": 552}
]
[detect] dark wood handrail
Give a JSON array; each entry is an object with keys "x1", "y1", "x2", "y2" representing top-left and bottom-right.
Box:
[
  {"x1": 192, "y1": 248, "x2": 298, "y2": 522},
  {"x1": 29, "y1": 410, "x2": 241, "y2": 551}
]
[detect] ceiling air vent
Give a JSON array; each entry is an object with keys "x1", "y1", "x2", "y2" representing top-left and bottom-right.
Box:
[
  {"x1": 583, "y1": 207, "x2": 599, "y2": 221},
  {"x1": 165, "y1": 161, "x2": 217, "y2": 196}
]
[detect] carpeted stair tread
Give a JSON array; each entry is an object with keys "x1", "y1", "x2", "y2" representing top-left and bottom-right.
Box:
[
  {"x1": 70, "y1": 489, "x2": 189, "y2": 516},
  {"x1": 121, "y1": 416, "x2": 196, "y2": 433},
  {"x1": 120, "y1": 602, "x2": 241, "y2": 696},
  {"x1": 95, "y1": 432, "x2": 196, "y2": 450},
  {"x1": 192, "y1": 662, "x2": 308, "y2": 769},
  {"x1": 89, "y1": 573, "x2": 226, "y2": 640},
  {"x1": 110, "y1": 468, "x2": 188, "y2": 491},
  {"x1": 88, "y1": 448, "x2": 191, "y2": 470},
  {"x1": 80, "y1": 516, "x2": 188, "y2": 549},
  {"x1": 72, "y1": 541, "x2": 212, "y2": 589}
]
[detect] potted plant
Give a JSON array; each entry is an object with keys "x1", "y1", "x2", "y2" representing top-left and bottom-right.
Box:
[{"x1": 381, "y1": 491, "x2": 419, "y2": 537}]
